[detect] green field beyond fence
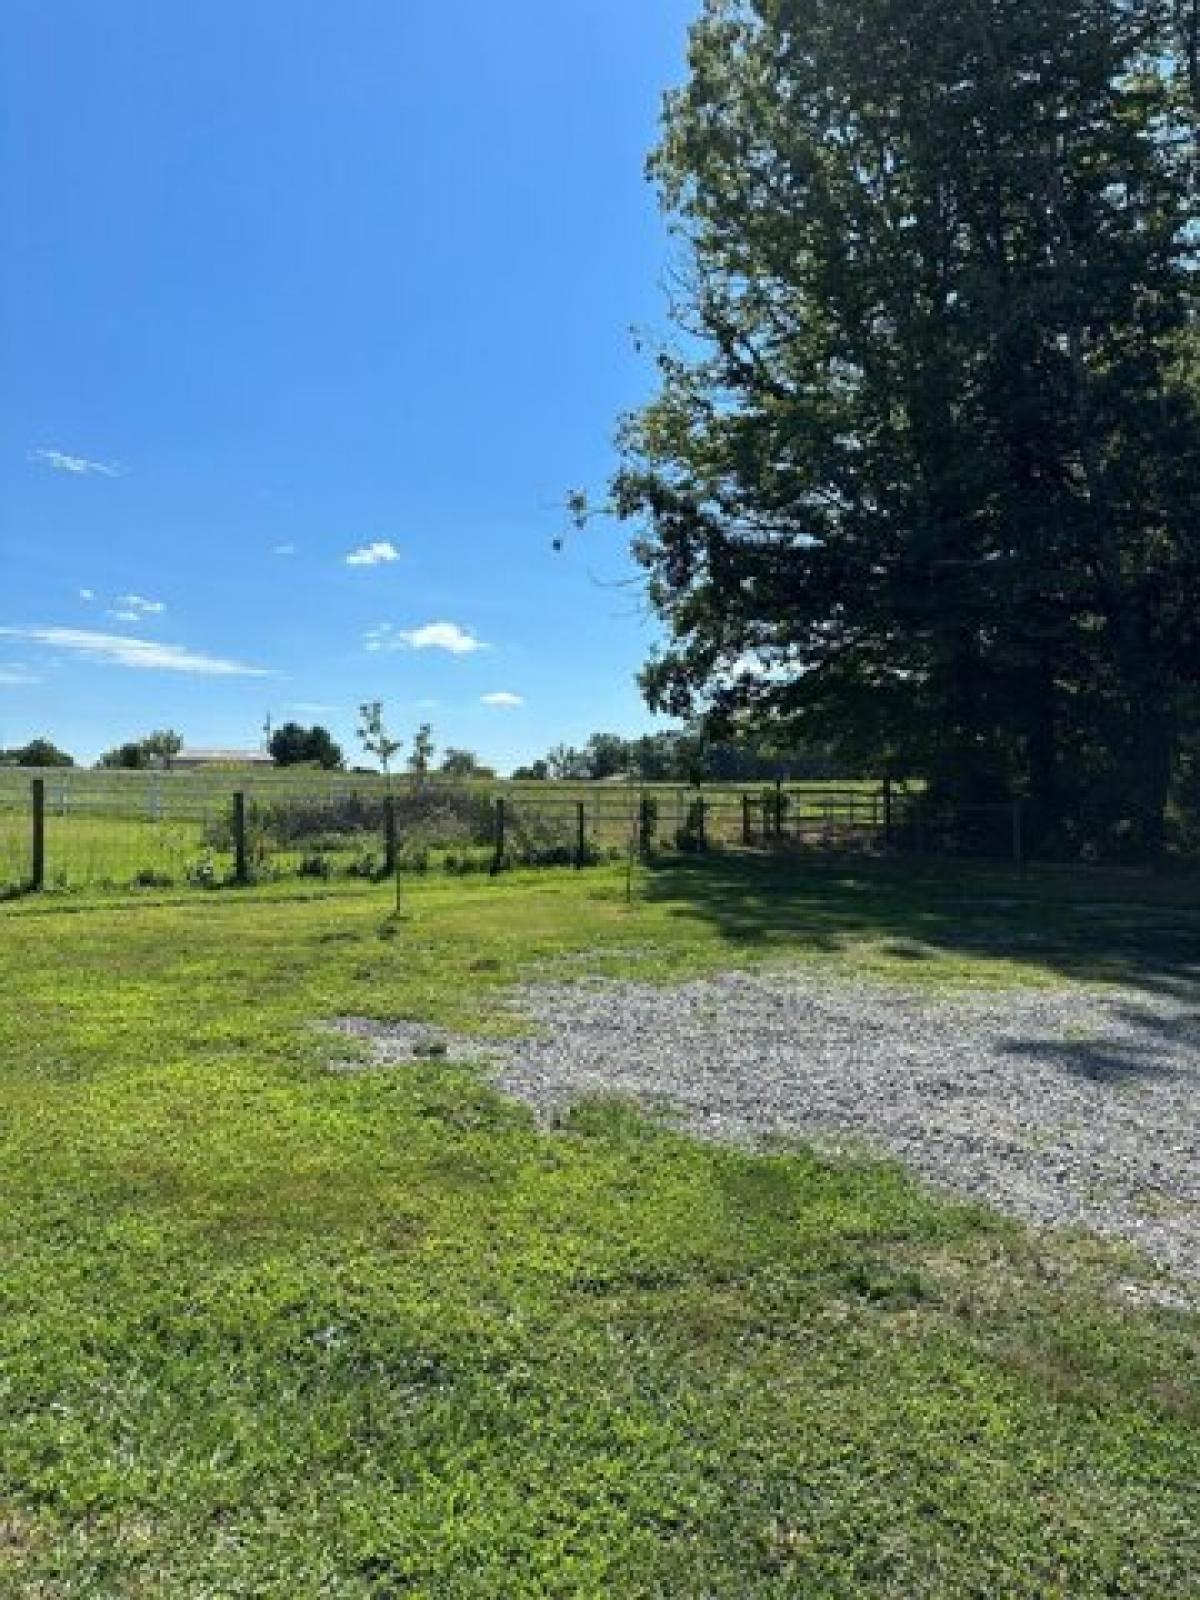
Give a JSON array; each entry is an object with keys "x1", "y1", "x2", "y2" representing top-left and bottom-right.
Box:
[{"x1": 0, "y1": 768, "x2": 1018, "y2": 896}]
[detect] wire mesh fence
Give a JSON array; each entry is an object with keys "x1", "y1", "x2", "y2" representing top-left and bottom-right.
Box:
[
  {"x1": 0, "y1": 769, "x2": 1031, "y2": 897},
  {"x1": 0, "y1": 783, "x2": 30, "y2": 897}
]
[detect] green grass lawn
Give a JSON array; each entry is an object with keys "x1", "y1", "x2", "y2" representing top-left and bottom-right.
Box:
[{"x1": 1, "y1": 859, "x2": 1197, "y2": 1596}]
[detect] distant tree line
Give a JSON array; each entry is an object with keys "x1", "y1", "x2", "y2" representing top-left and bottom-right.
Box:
[
  {"x1": 511, "y1": 726, "x2": 855, "y2": 783},
  {"x1": 0, "y1": 720, "x2": 501, "y2": 779}
]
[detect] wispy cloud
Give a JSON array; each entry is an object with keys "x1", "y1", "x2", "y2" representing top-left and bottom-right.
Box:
[
  {"x1": 364, "y1": 620, "x2": 488, "y2": 656},
  {"x1": 288, "y1": 701, "x2": 338, "y2": 714},
  {"x1": 31, "y1": 447, "x2": 122, "y2": 478},
  {"x1": 107, "y1": 594, "x2": 166, "y2": 624},
  {"x1": 481, "y1": 691, "x2": 524, "y2": 708},
  {"x1": 0, "y1": 663, "x2": 41, "y2": 687},
  {"x1": 79, "y1": 588, "x2": 95, "y2": 602},
  {"x1": 273, "y1": 543, "x2": 297, "y2": 557},
  {"x1": 345, "y1": 540, "x2": 400, "y2": 567},
  {"x1": 0, "y1": 627, "x2": 271, "y2": 677}
]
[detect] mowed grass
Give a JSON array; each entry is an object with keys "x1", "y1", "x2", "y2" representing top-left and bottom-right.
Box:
[{"x1": 1, "y1": 859, "x2": 1198, "y2": 1596}]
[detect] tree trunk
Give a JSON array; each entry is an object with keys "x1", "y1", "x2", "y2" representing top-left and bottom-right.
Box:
[
  {"x1": 1024, "y1": 659, "x2": 1060, "y2": 849},
  {"x1": 1127, "y1": 686, "x2": 1174, "y2": 856}
]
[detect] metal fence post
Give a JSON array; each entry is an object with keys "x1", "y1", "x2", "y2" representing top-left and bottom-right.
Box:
[
  {"x1": 575, "y1": 801, "x2": 586, "y2": 869},
  {"x1": 31, "y1": 778, "x2": 45, "y2": 891},
  {"x1": 697, "y1": 797, "x2": 707, "y2": 851},
  {"x1": 775, "y1": 778, "x2": 784, "y2": 838},
  {"x1": 1012, "y1": 799, "x2": 1024, "y2": 868},
  {"x1": 233, "y1": 791, "x2": 249, "y2": 884},
  {"x1": 742, "y1": 793, "x2": 752, "y2": 846}
]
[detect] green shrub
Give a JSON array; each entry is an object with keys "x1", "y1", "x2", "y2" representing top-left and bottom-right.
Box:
[
  {"x1": 186, "y1": 852, "x2": 221, "y2": 889},
  {"x1": 133, "y1": 867, "x2": 174, "y2": 889}
]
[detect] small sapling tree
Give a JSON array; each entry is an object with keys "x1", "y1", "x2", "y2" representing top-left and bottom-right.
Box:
[
  {"x1": 357, "y1": 701, "x2": 404, "y2": 915},
  {"x1": 408, "y1": 722, "x2": 435, "y2": 787}
]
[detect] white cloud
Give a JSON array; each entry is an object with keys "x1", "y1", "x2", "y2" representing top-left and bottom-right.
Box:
[
  {"x1": 273, "y1": 543, "x2": 297, "y2": 557},
  {"x1": 107, "y1": 594, "x2": 166, "y2": 624},
  {"x1": 0, "y1": 627, "x2": 271, "y2": 677},
  {"x1": 31, "y1": 447, "x2": 121, "y2": 478},
  {"x1": 401, "y1": 621, "x2": 487, "y2": 654},
  {"x1": 0, "y1": 663, "x2": 40, "y2": 686},
  {"x1": 288, "y1": 701, "x2": 338, "y2": 714},
  {"x1": 481, "y1": 691, "x2": 524, "y2": 708},
  {"x1": 405, "y1": 622, "x2": 486, "y2": 654},
  {"x1": 364, "y1": 621, "x2": 487, "y2": 655},
  {"x1": 79, "y1": 588, "x2": 95, "y2": 602},
  {"x1": 345, "y1": 540, "x2": 400, "y2": 567}
]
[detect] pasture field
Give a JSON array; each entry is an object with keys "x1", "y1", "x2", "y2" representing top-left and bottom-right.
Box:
[
  {"x1": 0, "y1": 768, "x2": 888, "y2": 807},
  {"x1": 1, "y1": 856, "x2": 1197, "y2": 1595}
]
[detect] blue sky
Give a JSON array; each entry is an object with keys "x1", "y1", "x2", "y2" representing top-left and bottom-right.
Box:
[{"x1": 1, "y1": 0, "x2": 697, "y2": 769}]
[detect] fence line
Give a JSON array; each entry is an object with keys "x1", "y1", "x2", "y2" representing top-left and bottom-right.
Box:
[{"x1": 0, "y1": 771, "x2": 1032, "y2": 898}]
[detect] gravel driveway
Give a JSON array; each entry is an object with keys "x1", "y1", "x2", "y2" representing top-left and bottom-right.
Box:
[{"x1": 337, "y1": 970, "x2": 1200, "y2": 1283}]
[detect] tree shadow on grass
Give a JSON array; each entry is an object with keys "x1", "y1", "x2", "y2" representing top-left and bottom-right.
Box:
[{"x1": 643, "y1": 852, "x2": 1200, "y2": 995}]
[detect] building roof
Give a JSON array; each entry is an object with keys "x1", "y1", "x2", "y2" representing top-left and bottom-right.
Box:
[{"x1": 175, "y1": 748, "x2": 275, "y2": 765}]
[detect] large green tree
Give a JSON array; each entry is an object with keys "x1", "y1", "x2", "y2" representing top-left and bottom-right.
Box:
[
  {"x1": 269, "y1": 723, "x2": 343, "y2": 770},
  {"x1": 613, "y1": 0, "x2": 1200, "y2": 852}
]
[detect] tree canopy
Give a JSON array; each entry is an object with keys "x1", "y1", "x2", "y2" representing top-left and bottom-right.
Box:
[
  {"x1": 269, "y1": 723, "x2": 344, "y2": 770},
  {"x1": 440, "y1": 747, "x2": 495, "y2": 779},
  {"x1": 408, "y1": 723, "x2": 436, "y2": 781},
  {"x1": 611, "y1": 0, "x2": 1200, "y2": 854},
  {"x1": 1, "y1": 738, "x2": 75, "y2": 769},
  {"x1": 97, "y1": 730, "x2": 183, "y2": 770}
]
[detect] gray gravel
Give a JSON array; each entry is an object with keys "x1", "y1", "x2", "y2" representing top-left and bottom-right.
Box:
[{"x1": 335, "y1": 970, "x2": 1200, "y2": 1283}]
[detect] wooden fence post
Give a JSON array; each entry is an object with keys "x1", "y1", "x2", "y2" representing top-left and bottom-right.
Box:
[
  {"x1": 697, "y1": 797, "x2": 707, "y2": 851},
  {"x1": 639, "y1": 793, "x2": 655, "y2": 855},
  {"x1": 31, "y1": 778, "x2": 45, "y2": 891},
  {"x1": 233, "y1": 791, "x2": 249, "y2": 884},
  {"x1": 575, "y1": 801, "x2": 586, "y2": 869},
  {"x1": 774, "y1": 778, "x2": 784, "y2": 839},
  {"x1": 383, "y1": 794, "x2": 398, "y2": 875},
  {"x1": 882, "y1": 775, "x2": 894, "y2": 849},
  {"x1": 490, "y1": 796, "x2": 506, "y2": 876},
  {"x1": 1012, "y1": 800, "x2": 1024, "y2": 868},
  {"x1": 742, "y1": 793, "x2": 752, "y2": 847}
]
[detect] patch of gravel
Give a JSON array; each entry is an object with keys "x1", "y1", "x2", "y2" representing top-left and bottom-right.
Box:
[
  {"x1": 327, "y1": 1016, "x2": 497, "y2": 1069},
  {"x1": 336, "y1": 971, "x2": 1200, "y2": 1285}
]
